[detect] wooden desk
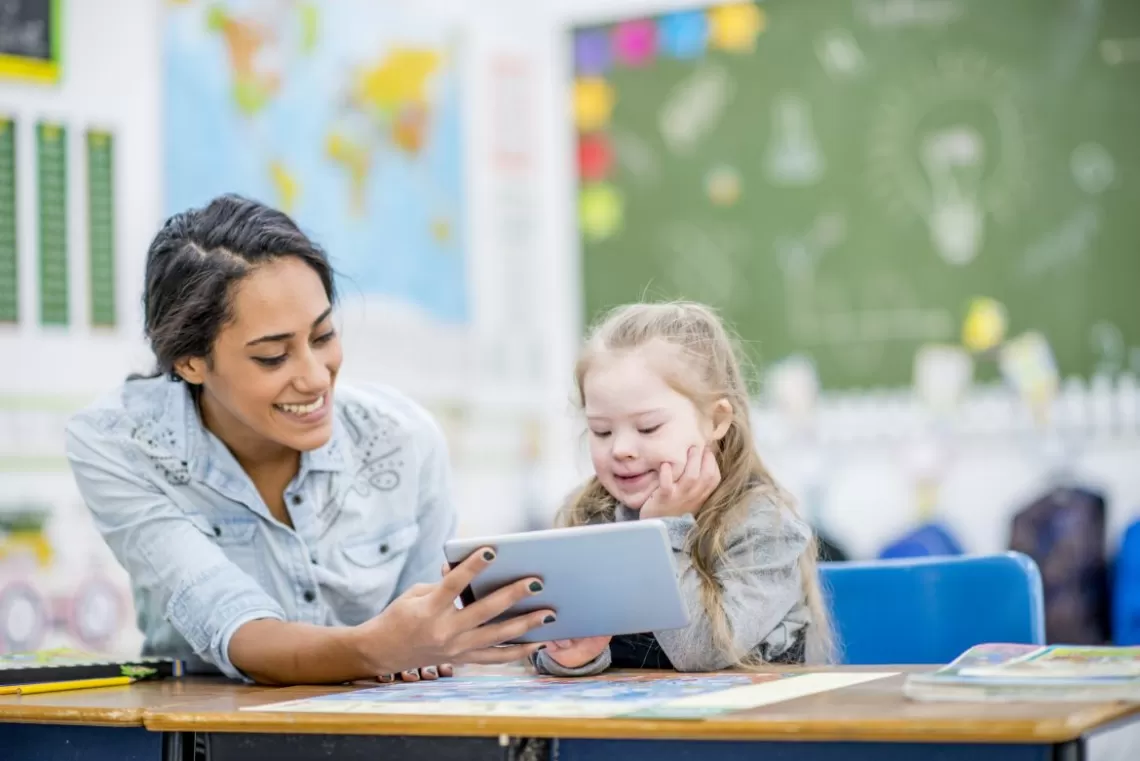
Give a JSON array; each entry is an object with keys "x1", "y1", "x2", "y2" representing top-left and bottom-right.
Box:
[
  {"x1": 144, "y1": 667, "x2": 1139, "y2": 761},
  {"x1": 0, "y1": 678, "x2": 268, "y2": 761},
  {"x1": 2, "y1": 668, "x2": 1137, "y2": 761}
]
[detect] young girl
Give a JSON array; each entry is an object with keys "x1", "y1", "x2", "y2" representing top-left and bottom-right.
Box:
[{"x1": 533, "y1": 301, "x2": 831, "y2": 676}]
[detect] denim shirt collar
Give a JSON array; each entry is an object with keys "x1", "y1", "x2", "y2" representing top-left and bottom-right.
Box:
[{"x1": 161, "y1": 380, "x2": 350, "y2": 491}]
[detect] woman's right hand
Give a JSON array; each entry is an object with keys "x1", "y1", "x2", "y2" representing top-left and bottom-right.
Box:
[{"x1": 355, "y1": 546, "x2": 554, "y2": 676}]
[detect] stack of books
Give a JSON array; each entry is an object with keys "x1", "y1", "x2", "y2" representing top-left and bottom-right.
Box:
[{"x1": 904, "y1": 643, "x2": 1140, "y2": 702}]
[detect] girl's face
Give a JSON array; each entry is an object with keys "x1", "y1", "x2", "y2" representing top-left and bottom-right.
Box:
[{"x1": 583, "y1": 345, "x2": 730, "y2": 509}]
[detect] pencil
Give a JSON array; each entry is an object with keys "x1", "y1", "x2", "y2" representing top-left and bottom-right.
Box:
[{"x1": 2, "y1": 675, "x2": 135, "y2": 695}]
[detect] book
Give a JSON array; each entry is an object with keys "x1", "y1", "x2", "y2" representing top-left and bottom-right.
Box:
[
  {"x1": 0, "y1": 647, "x2": 184, "y2": 687},
  {"x1": 903, "y1": 644, "x2": 1140, "y2": 702}
]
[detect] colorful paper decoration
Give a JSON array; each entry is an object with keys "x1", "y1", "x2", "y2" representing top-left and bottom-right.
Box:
[
  {"x1": 613, "y1": 20, "x2": 656, "y2": 67},
  {"x1": 573, "y1": 77, "x2": 616, "y2": 132},
  {"x1": 574, "y1": 29, "x2": 611, "y2": 75},
  {"x1": 578, "y1": 134, "x2": 613, "y2": 182},
  {"x1": 579, "y1": 183, "x2": 623, "y2": 241},
  {"x1": 708, "y1": 3, "x2": 766, "y2": 53},
  {"x1": 999, "y1": 331, "x2": 1059, "y2": 421},
  {"x1": 659, "y1": 10, "x2": 709, "y2": 59},
  {"x1": 961, "y1": 296, "x2": 1008, "y2": 353}
]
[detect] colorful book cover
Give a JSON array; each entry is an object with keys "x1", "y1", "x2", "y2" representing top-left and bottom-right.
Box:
[{"x1": 958, "y1": 645, "x2": 1140, "y2": 680}]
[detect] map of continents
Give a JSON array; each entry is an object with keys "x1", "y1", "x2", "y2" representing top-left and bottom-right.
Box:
[{"x1": 163, "y1": 0, "x2": 467, "y2": 324}]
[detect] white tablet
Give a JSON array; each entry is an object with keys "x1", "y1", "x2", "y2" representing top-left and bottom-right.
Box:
[{"x1": 443, "y1": 520, "x2": 690, "y2": 644}]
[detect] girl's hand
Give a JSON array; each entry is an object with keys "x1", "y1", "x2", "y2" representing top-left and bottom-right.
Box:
[
  {"x1": 543, "y1": 636, "x2": 612, "y2": 669},
  {"x1": 640, "y1": 446, "x2": 720, "y2": 520}
]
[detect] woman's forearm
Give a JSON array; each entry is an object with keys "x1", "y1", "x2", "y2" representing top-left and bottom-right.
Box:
[{"x1": 228, "y1": 618, "x2": 377, "y2": 685}]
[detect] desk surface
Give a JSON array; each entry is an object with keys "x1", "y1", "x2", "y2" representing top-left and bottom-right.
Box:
[
  {"x1": 0, "y1": 678, "x2": 275, "y2": 727},
  {"x1": 141, "y1": 667, "x2": 1139, "y2": 744},
  {"x1": 1, "y1": 667, "x2": 1137, "y2": 743}
]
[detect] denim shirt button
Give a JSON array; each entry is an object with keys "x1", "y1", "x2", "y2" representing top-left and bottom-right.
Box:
[{"x1": 303, "y1": 589, "x2": 316, "y2": 603}]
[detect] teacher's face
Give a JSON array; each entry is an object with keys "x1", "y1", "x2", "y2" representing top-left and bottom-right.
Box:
[{"x1": 181, "y1": 256, "x2": 343, "y2": 455}]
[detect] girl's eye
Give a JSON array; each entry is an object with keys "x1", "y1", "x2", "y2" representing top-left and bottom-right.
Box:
[
  {"x1": 254, "y1": 355, "x2": 287, "y2": 368},
  {"x1": 590, "y1": 430, "x2": 611, "y2": 439},
  {"x1": 638, "y1": 424, "x2": 662, "y2": 435}
]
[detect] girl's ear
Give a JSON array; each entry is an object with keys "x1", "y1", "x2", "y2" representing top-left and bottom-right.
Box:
[{"x1": 710, "y1": 398, "x2": 733, "y2": 440}]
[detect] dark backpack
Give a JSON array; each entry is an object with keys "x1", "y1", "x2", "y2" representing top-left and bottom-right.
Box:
[{"x1": 1009, "y1": 486, "x2": 1111, "y2": 644}]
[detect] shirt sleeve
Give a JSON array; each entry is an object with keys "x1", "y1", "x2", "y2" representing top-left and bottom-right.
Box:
[
  {"x1": 65, "y1": 418, "x2": 286, "y2": 681},
  {"x1": 652, "y1": 499, "x2": 810, "y2": 672},
  {"x1": 393, "y1": 412, "x2": 458, "y2": 595}
]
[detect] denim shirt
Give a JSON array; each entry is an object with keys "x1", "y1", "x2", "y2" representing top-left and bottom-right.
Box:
[{"x1": 64, "y1": 376, "x2": 456, "y2": 681}]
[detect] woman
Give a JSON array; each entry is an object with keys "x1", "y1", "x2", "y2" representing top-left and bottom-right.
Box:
[{"x1": 65, "y1": 195, "x2": 554, "y2": 684}]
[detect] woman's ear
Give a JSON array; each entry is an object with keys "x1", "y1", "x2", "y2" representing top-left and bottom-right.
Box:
[
  {"x1": 710, "y1": 398, "x2": 733, "y2": 440},
  {"x1": 174, "y1": 356, "x2": 207, "y2": 385}
]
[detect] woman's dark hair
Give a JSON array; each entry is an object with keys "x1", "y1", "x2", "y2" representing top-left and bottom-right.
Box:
[{"x1": 135, "y1": 194, "x2": 336, "y2": 380}]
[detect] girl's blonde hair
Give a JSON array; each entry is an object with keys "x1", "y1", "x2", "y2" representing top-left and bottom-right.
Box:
[{"x1": 559, "y1": 301, "x2": 833, "y2": 667}]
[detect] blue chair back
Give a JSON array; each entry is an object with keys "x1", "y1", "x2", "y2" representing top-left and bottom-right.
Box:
[{"x1": 819, "y1": 552, "x2": 1046, "y2": 665}]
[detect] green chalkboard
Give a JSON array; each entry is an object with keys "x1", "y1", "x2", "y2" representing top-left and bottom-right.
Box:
[{"x1": 572, "y1": 0, "x2": 1140, "y2": 389}]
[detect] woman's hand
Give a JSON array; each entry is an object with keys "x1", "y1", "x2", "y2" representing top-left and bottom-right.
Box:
[
  {"x1": 542, "y1": 636, "x2": 612, "y2": 669},
  {"x1": 355, "y1": 546, "x2": 555, "y2": 676}
]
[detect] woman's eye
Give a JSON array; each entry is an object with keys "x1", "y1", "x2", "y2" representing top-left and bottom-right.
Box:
[
  {"x1": 313, "y1": 329, "x2": 336, "y2": 345},
  {"x1": 254, "y1": 355, "x2": 287, "y2": 368}
]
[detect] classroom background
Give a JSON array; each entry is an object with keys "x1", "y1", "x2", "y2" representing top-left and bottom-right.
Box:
[{"x1": 0, "y1": 0, "x2": 1137, "y2": 657}]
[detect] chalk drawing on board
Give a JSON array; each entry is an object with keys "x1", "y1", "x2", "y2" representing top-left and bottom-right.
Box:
[
  {"x1": 1100, "y1": 38, "x2": 1140, "y2": 65},
  {"x1": 856, "y1": 0, "x2": 965, "y2": 29},
  {"x1": 776, "y1": 214, "x2": 952, "y2": 378},
  {"x1": 611, "y1": 127, "x2": 660, "y2": 185},
  {"x1": 1090, "y1": 321, "x2": 1126, "y2": 376},
  {"x1": 815, "y1": 29, "x2": 866, "y2": 79},
  {"x1": 764, "y1": 93, "x2": 825, "y2": 186},
  {"x1": 658, "y1": 63, "x2": 734, "y2": 156},
  {"x1": 662, "y1": 220, "x2": 745, "y2": 310},
  {"x1": 1070, "y1": 142, "x2": 1115, "y2": 195},
  {"x1": 921, "y1": 126, "x2": 985, "y2": 264},
  {"x1": 868, "y1": 53, "x2": 1032, "y2": 258},
  {"x1": 1019, "y1": 205, "x2": 1099, "y2": 279}
]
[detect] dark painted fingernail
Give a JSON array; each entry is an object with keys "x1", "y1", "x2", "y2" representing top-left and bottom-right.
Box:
[
  {"x1": 482, "y1": 549, "x2": 496, "y2": 561},
  {"x1": 529, "y1": 580, "x2": 544, "y2": 593},
  {"x1": 424, "y1": 666, "x2": 437, "y2": 676},
  {"x1": 543, "y1": 614, "x2": 556, "y2": 624}
]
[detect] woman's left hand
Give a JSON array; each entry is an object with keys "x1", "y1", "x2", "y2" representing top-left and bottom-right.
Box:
[
  {"x1": 640, "y1": 446, "x2": 720, "y2": 520},
  {"x1": 377, "y1": 664, "x2": 454, "y2": 683}
]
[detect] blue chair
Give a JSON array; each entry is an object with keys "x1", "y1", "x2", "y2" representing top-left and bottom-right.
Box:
[{"x1": 819, "y1": 552, "x2": 1046, "y2": 665}]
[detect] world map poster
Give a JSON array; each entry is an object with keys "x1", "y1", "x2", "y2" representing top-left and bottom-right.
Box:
[{"x1": 163, "y1": 0, "x2": 467, "y2": 328}]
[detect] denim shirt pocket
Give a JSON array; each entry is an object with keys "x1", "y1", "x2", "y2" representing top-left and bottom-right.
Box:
[
  {"x1": 342, "y1": 522, "x2": 420, "y2": 568},
  {"x1": 332, "y1": 522, "x2": 420, "y2": 624}
]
